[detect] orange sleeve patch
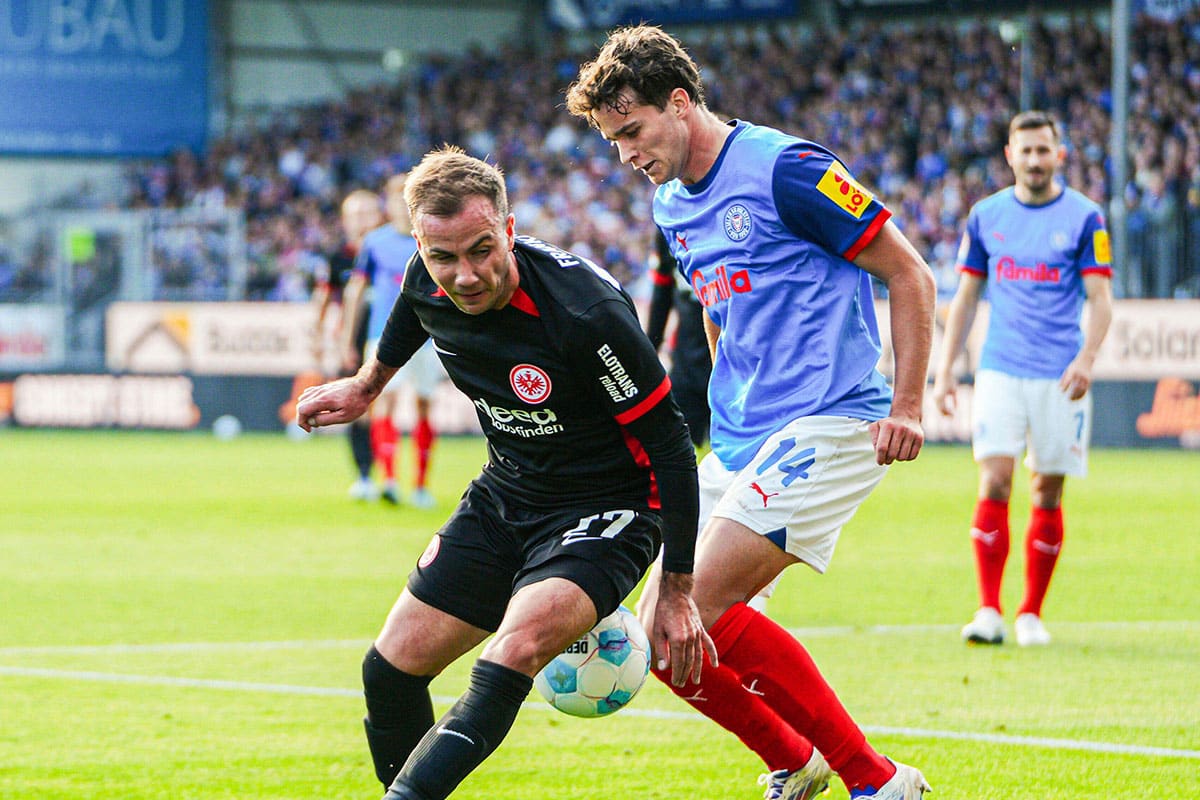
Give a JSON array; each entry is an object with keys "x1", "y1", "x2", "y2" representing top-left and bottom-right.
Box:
[
  {"x1": 1093, "y1": 229, "x2": 1111, "y2": 265},
  {"x1": 816, "y1": 161, "x2": 873, "y2": 219}
]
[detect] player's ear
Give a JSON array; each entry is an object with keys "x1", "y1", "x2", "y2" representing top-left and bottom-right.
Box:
[
  {"x1": 669, "y1": 87, "x2": 690, "y2": 116},
  {"x1": 505, "y1": 214, "x2": 516, "y2": 249}
]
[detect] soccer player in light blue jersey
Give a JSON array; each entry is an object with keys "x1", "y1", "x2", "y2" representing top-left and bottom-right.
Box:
[
  {"x1": 568, "y1": 25, "x2": 936, "y2": 800},
  {"x1": 933, "y1": 111, "x2": 1114, "y2": 648},
  {"x1": 343, "y1": 174, "x2": 446, "y2": 507}
]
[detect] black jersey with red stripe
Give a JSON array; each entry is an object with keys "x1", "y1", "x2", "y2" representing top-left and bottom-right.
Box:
[{"x1": 377, "y1": 235, "x2": 689, "y2": 512}]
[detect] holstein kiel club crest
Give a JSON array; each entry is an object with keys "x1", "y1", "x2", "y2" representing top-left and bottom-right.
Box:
[{"x1": 724, "y1": 203, "x2": 752, "y2": 241}]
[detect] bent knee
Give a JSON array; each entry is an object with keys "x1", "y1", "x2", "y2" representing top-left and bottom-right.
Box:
[{"x1": 480, "y1": 631, "x2": 553, "y2": 677}]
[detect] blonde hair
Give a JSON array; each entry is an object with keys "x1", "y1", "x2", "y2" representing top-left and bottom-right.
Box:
[{"x1": 404, "y1": 146, "x2": 508, "y2": 228}]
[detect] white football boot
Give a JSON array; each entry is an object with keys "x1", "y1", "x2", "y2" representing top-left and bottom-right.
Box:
[
  {"x1": 849, "y1": 760, "x2": 931, "y2": 799},
  {"x1": 1015, "y1": 613, "x2": 1051, "y2": 646},
  {"x1": 758, "y1": 748, "x2": 832, "y2": 800},
  {"x1": 961, "y1": 607, "x2": 1006, "y2": 645}
]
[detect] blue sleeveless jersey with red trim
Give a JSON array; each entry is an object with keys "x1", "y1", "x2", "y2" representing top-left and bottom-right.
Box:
[
  {"x1": 957, "y1": 186, "x2": 1112, "y2": 378},
  {"x1": 653, "y1": 120, "x2": 892, "y2": 470}
]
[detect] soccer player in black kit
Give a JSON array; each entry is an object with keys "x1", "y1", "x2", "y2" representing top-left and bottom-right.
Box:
[
  {"x1": 296, "y1": 146, "x2": 715, "y2": 800},
  {"x1": 644, "y1": 230, "x2": 712, "y2": 448}
]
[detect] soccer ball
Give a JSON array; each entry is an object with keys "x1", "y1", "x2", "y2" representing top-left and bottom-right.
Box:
[{"x1": 534, "y1": 605, "x2": 651, "y2": 718}]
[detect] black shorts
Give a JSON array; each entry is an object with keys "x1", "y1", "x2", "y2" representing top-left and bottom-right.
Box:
[{"x1": 406, "y1": 477, "x2": 662, "y2": 632}]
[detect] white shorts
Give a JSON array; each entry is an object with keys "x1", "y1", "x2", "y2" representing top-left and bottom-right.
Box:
[
  {"x1": 971, "y1": 369, "x2": 1091, "y2": 477},
  {"x1": 365, "y1": 339, "x2": 447, "y2": 399},
  {"x1": 700, "y1": 416, "x2": 887, "y2": 573}
]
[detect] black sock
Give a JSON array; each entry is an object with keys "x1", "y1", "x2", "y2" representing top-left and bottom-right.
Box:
[
  {"x1": 384, "y1": 659, "x2": 532, "y2": 800},
  {"x1": 350, "y1": 422, "x2": 373, "y2": 478},
  {"x1": 362, "y1": 646, "x2": 435, "y2": 788}
]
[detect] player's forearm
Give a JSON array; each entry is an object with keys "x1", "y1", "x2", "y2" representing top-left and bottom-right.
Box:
[
  {"x1": 1078, "y1": 287, "x2": 1113, "y2": 365},
  {"x1": 934, "y1": 276, "x2": 982, "y2": 382},
  {"x1": 339, "y1": 279, "x2": 366, "y2": 353},
  {"x1": 625, "y1": 399, "x2": 700, "y2": 573},
  {"x1": 887, "y1": 267, "x2": 936, "y2": 418},
  {"x1": 657, "y1": 570, "x2": 695, "y2": 599},
  {"x1": 702, "y1": 311, "x2": 720, "y2": 363},
  {"x1": 354, "y1": 357, "x2": 398, "y2": 401}
]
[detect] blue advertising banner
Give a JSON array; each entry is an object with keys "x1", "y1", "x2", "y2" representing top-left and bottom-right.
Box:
[
  {"x1": 547, "y1": 0, "x2": 800, "y2": 30},
  {"x1": 0, "y1": 0, "x2": 208, "y2": 157}
]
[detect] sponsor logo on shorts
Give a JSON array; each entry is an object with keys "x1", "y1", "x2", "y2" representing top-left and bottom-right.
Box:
[
  {"x1": 474, "y1": 397, "x2": 563, "y2": 438},
  {"x1": 596, "y1": 344, "x2": 638, "y2": 402},
  {"x1": 750, "y1": 482, "x2": 780, "y2": 508},
  {"x1": 816, "y1": 161, "x2": 873, "y2": 219},
  {"x1": 510, "y1": 364, "x2": 551, "y2": 403}
]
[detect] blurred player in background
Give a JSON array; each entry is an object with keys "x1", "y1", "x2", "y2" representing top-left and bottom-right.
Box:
[
  {"x1": 644, "y1": 230, "x2": 711, "y2": 449},
  {"x1": 568, "y1": 25, "x2": 935, "y2": 800},
  {"x1": 933, "y1": 111, "x2": 1113, "y2": 647},
  {"x1": 296, "y1": 146, "x2": 714, "y2": 800},
  {"x1": 312, "y1": 189, "x2": 383, "y2": 498},
  {"x1": 342, "y1": 174, "x2": 445, "y2": 507}
]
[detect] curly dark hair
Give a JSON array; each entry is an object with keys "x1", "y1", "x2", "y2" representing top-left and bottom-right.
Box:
[{"x1": 565, "y1": 25, "x2": 705, "y2": 126}]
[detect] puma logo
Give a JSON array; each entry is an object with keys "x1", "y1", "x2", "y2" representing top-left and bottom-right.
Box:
[
  {"x1": 970, "y1": 527, "x2": 999, "y2": 546},
  {"x1": 750, "y1": 482, "x2": 779, "y2": 508},
  {"x1": 742, "y1": 678, "x2": 765, "y2": 696},
  {"x1": 1031, "y1": 539, "x2": 1062, "y2": 555}
]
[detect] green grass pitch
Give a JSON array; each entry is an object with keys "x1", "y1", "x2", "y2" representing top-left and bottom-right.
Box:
[{"x1": 1, "y1": 428, "x2": 1196, "y2": 799}]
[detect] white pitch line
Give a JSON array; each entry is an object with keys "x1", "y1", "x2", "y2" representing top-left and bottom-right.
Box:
[
  {"x1": 0, "y1": 639, "x2": 366, "y2": 656},
  {"x1": 785, "y1": 619, "x2": 1200, "y2": 638},
  {"x1": 2, "y1": 619, "x2": 1197, "y2": 656},
  {"x1": 2, "y1": 665, "x2": 1198, "y2": 761}
]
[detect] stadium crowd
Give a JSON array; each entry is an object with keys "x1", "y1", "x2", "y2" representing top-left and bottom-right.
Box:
[{"x1": 20, "y1": 10, "x2": 1200, "y2": 303}]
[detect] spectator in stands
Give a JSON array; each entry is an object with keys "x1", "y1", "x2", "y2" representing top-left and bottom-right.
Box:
[{"x1": 100, "y1": 12, "x2": 1196, "y2": 304}]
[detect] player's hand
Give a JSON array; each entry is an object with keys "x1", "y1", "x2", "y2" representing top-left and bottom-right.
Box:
[
  {"x1": 869, "y1": 413, "x2": 924, "y2": 465},
  {"x1": 931, "y1": 376, "x2": 957, "y2": 417},
  {"x1": 296, "y1": 377, "x2": 370, "y2": 432},
  {"x1": 1059, "y1": 359, "x2": 1092, "y2": 401},
  {"x1": 651, "y1": 572, "x2": 717, "y2": 686}
]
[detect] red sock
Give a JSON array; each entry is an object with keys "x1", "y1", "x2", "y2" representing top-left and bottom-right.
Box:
[
  {"x1": 710, "y1": 603, "x2": 893, "y2": 792},
  {"x1": 1018, "y1": 506, "x2": 1063, "y2": 617},
  {"x1": 369, "y1": 417, "x2": 398, "y2": 481},
  {"x1": 414, "y1": 418, "x2": 435, "y2": 489},
  {"x1": 650, "y1": 658, "x2": 812, "y2": 772},
  {"x1": 971, "y1": 498, "x2": 1010, "y2": 612}
]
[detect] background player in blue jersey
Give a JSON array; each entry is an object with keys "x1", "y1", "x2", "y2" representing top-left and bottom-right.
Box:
[
  {"x1": 296, "y1": 147, "x2": 715, "y2": 800},
  {"x1": 568, "y1": 25, "x2": 936, "y2": 800},
  {"x1": 342, "y1": 174, "x2": 446, "y2": 506},
  {"x1": 932, "y1": 111, "x2": 1114, "y2": 648},
  {"x1": 311, "y1": 188, "x2": 384, "y2": 497}
]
